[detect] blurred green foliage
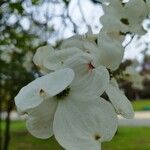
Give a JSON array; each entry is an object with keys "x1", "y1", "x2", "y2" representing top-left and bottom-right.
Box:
[
  {"x1": 1, "y1": 1, "x2": 39, "y2": 111},
  {"x1": 132, "y1": 100, "x2": 150, "y2": 111}
]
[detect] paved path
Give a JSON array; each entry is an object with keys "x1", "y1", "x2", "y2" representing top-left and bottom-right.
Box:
[
  {"x1": 118, "y1": 111, "x2": 150, "y2": 126},
  {"x1": 1, "y1": 111, "x2": 150, "y2": 126},
  {"x1": 0, "y1": 111, "x2": 26, "y2": 121}
]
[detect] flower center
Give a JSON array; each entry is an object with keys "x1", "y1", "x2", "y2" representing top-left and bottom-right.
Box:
[
  {"x1": 94, "y1": 133, "x2": 101, "y2": 141},
  {"x1": 39, "y1": 89, "x2": 47, "y2": 98},
  {"x1": 56, "y1": 87, "x2": 70, "y2": 100},
  {"x1": 88, "y1": 62, "x2": 95, "y2": 70}
]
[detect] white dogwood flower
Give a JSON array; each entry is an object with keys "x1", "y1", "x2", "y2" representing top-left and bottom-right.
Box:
[
  {"x1": 101, "y1": 0, "x2": 148, "y2": 36},
  {"x1": 106, "y1": 78, "x2": 134, "y2": 119},
  {"x1": 13, "y1": 0, "x2": 140, "y2": 149},
  {"x1": 15, "y1": 68, "x2": 118, "y2": 150},
  {"x1": 33, "y1": 44, "x2": 110, "y2": 97}
]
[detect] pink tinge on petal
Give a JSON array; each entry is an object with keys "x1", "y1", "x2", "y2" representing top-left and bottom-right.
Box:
[{"x1": 88, "y1": 62, "x2": 95, "y2": 71}]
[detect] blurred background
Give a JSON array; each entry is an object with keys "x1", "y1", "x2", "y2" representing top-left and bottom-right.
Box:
[{"x1": 0, "y1": 0, "x2": 150, "y2": 150}]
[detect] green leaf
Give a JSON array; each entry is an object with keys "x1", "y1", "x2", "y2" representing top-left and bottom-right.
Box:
[{"x1": 9, "y1": 2, "x2": 24, "y2": 14}]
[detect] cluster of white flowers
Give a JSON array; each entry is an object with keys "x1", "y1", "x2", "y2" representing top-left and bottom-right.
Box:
[{"x1": 15, "y1": 0, "x2": 150, "y2": 150}]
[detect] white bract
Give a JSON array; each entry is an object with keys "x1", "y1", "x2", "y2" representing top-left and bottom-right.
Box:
[
  {"x1": 145, "y1": 0, "x2": 150, "y2": 16},
  {"x1": 33, "y1": 45, "x2": 55, "y2": 74},
  {"x1": 60, "y1": 34, "x2": 99, "y2": 57},
  {"x1": 54, "y1": 96, "x2": 117, "y2": 150},
  {"x1": 15, "y1": 68, "x2": 118, "y2": 150},
  {"x1": 15, "y1": 68, "x2": 74, "y2": 112},
  {"x1": 106, "y1": 78, "x2": 134, "y2": 119},
  {"x1": 98, "y1": 31, "x2": 124, "y2": 70},
  {"x1": 61, "y1": 32, "x2": 124, "y2": 71}
]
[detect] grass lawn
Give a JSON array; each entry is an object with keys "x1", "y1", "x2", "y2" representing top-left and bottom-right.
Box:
[
  {"x1": 132, "y1": 99, "x2": 150, "y2": 111},
  {"x1": 1, "y1": 121, "x2": 150, "y2": 150}
]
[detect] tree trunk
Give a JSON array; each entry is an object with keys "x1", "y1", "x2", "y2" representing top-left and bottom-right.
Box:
[
  {"x1": 0, "y1": 96, "x2": 2, "y2": 150},
  {"x1": 3, "y1": 100, "x2": 12, "y2": 150}
]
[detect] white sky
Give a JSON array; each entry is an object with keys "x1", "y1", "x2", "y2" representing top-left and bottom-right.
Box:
[{"x1": 124, "y1": 32, "x2": 150, "y2": 61}]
